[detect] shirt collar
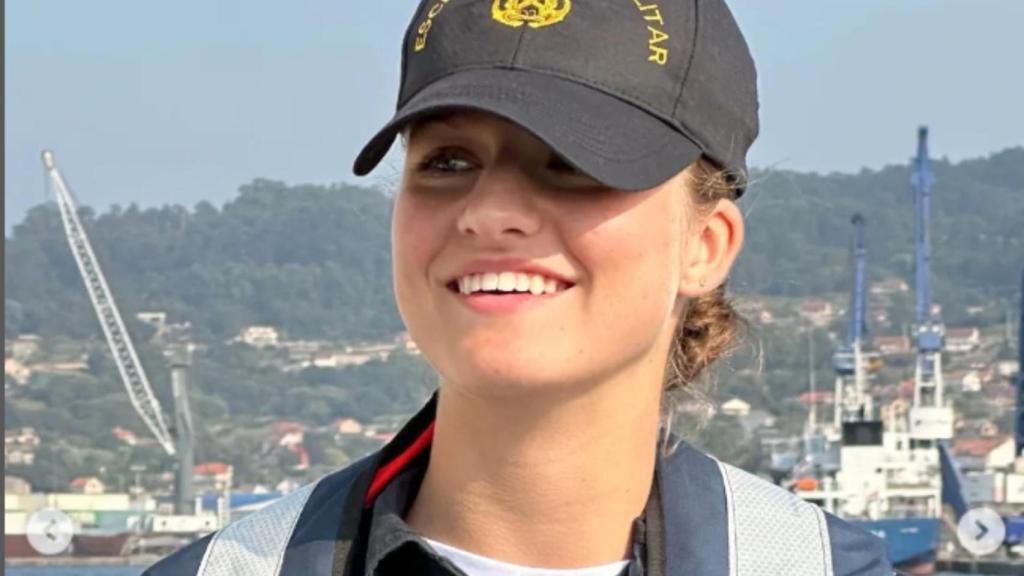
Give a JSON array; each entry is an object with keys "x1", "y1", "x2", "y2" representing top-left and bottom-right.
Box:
[
  {"x1": 358, "y1": 391, "x2": 671, "y2": 576},
  {"x1": 363, "y1": 458, "x2": 434, "y2": 576}
]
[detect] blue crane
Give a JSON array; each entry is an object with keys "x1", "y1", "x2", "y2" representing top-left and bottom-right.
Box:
[
  {"x1": 848, "y1": 214, "x2": 867, "y2": 347},
  {"x1": 833, "y1": 215, "x2": 874, "y2": 378},
  {"x1": 911, "y1": 127, "x2": 942, "y2": 354},
  {"x1": 832, "y1": 214, "x2": 881, "y2": 426},
  {"x1": 908, "y1": 126, "x2": 952, "y2": 453}
]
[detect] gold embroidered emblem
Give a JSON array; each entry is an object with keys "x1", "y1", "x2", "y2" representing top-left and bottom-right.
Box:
[{"x1": 492, "y1": 0, "x2": 571, "y2": 29}]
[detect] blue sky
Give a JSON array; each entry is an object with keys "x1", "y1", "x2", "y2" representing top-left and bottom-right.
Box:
[{"x1": 6, "y1": 0, "x2": 1023, "y2": 232}]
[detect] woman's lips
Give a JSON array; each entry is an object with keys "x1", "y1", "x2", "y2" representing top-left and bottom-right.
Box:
[{"x1": 447, "y1": 282, "x2": 573, "y2": 315}]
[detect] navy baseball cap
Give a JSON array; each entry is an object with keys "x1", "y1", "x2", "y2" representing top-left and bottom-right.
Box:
[{"x1": 353, "y1": 0, "x2": 759, "y2": 194}]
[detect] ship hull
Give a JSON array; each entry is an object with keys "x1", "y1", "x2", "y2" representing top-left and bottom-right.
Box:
[
  {"x1": 851, "y1": 517, "x2": 940, "y2": 574},
  {"x1": 73, "y1": 532, "x2": 133, "y2": 556},
  {"x1": 4, "y1": 535, "x2": 43, "y2": 558}
]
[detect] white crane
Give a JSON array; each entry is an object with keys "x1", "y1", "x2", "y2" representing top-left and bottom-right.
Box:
[{"x1": 41, "y1": 150, "x2": 177, "y2": 455}]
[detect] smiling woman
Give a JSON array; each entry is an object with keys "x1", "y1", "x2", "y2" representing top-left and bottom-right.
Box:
[
  {"x1": 145, "y1": 1, "x2": 890, "y2": 575},
  {"x1": 392, "y1": 111, "x2": 741, "y2": 413}
]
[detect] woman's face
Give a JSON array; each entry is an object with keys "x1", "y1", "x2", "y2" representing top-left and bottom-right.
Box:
[{"x1": 393, "y1": 111, "x2": 717, "y2": 398}]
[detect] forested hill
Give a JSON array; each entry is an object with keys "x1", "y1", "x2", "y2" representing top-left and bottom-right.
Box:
[{"x1": 6, "y1": 147, "x2": 1023, "y2": 342}]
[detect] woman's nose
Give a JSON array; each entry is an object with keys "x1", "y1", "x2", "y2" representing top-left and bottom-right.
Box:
[{"x1": 456, "y1": 168, "x2": 542, "y2": 241}]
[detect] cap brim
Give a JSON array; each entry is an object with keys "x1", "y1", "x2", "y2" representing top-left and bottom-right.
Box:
[{"x1": 353, "y1": 69, "x2": 701, "y2": 191}]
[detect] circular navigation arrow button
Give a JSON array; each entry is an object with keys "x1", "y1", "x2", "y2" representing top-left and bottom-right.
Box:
[
  {"x1": 956, "y1": 507, "x2": 1005, "y2": 556},
  {"x1": 26, "y1": 507, "x2": 74, "y2": 556}
]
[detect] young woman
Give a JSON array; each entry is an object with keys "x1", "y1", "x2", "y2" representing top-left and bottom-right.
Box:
[{"x1": 148, "y1": 2, "x2": 890, "y2": 575}]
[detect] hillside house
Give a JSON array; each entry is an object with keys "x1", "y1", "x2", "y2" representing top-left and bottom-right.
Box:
[
  {"x1": 5, "y1": 427, "x2": 40, "y2": 447},
  {"x1": 333, "y1": 418, "x2": 364, "y2": 435},
  {"x1": 798, "y1": 300, "x2": 834, "y2": 327},
  {"x1": 194, "y1": 462, "x2": 234, "y2": 491},
  {"x1": 311, "y1": 350, "x2": 384, "y2": 368},
  {"x1": 721, "y1": 398, "x2": 751, "y2": 418},
  {"x1": 269, "y1": 421, "x2": 307, "y2": 446},
  {"x1": 952, "y1": 436, "x2": 1016, "y2": 472},
  {"x1": 869, "y1": 278, "x2": 909, "y2": 295},
  {"x1": 111, "y1": 426, "x2": 138, "y2": 446},
  {"x1": 946, "y1": 327, "x2": 981, "y2": 353},
  {"x1": 136, "y1": 311, "x2": 168, "y2": 333},
  {"x1": 237, "y1": 326, "x2": 280, "y2": 348},
  {"x1": 4, "y1": 447, "x2": 36, "y2": 466},
  {"x1": 996, "y1": 360, "x2": 1019, "y2": 378},
  {"x1": 874, "y1": 335, "x2": 912, "y2": 356},
  {"x1": 4, "y1": 357, "x2": 31, "y2": 385},
  {"x1": 70, "y1": 476, "x2": 106, "y2": 495}
]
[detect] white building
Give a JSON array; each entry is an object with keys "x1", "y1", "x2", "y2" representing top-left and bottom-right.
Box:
[
  {"x1": 797, "y1": 300, "x2": 834, "y2": 327},
  {"x1": 136, "y1": 311, "x2": 168, "y2": 332},
  {"x1": 333, "y1": 418, "x2": 364, "y2": 435},
  {"x1": 945, "y1": 327, "x2": 981, "y2": 353},
  {"x1": 720, "y1": 398, "x2": 751, "y2": 418},
  {"x1": 237, "y1": 326, "x2": 280, "y2": 348}
]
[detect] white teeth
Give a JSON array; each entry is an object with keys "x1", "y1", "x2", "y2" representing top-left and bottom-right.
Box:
[
  {"x1": 481, "y1": 273, "x2": 499, "y2": 291},
  {"x1": 498, "y1": 272, "x2": 517, "y2": 291},
  {"x1": 515, "y1": 273, "x2": 530, "y2": 292},
  {"x1": 454, "y1": 272, "x2": 569, "y2": 295},
  {"x1": 530, "y1": 275, "x2": 545, "y2": 295}
]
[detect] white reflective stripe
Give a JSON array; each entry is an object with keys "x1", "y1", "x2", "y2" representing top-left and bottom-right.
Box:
[
  {"x1": 717, "y1": 460, "x2": 833, "y2": 575},
  {"x1": 718, "y1": 460, "x2": 739, "y2": 576},
  {"x1": 197, "y1": 480, "x2": 319, "y2": 576},
  {"x1": 812, "y1": 505, "x2": 835, "y2": 576}
]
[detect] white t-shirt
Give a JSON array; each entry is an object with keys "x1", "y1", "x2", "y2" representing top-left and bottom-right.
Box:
[{"x1": 423, "y1": 538, "x2": 631, "y2": 576}]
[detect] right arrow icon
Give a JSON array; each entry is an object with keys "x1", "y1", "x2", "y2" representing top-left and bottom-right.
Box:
[{"x1": 957, "y1": 507, "x2": 1006, "y2": 556}]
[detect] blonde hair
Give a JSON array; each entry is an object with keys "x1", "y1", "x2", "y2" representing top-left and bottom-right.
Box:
[{"x1": 661, "y1": 158, "x2": 747, "y2": 453}]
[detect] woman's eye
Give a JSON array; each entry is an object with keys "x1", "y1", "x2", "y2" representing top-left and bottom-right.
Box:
[{"x1": 418, "y1": 150, "x2": 477, "y2": 174}]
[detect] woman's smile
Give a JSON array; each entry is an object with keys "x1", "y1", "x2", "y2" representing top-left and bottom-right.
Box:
[{"x1": 444, "y1": 259, "x2": 576, "y2": 315}]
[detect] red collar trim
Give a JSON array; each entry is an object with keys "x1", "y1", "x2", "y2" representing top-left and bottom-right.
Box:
[{"x1": 363, "y1": 420, "x2": 435, "y2": 508}]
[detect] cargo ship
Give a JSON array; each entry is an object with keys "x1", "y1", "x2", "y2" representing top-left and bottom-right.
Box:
[{"x1": 791, "y1": 418, "x2": 943, "y2": 574}]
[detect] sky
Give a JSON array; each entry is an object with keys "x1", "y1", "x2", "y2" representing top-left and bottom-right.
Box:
[{"x1": 5, "y1": 0, "x2": 1024, "y2": 232}]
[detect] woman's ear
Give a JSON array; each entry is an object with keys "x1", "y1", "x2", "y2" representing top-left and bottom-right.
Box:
[{"x1": 678, "y1": 198, "x2": 745, "y2": 297}]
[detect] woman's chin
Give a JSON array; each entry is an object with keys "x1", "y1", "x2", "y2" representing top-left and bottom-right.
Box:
[
  {"x1": 419, "y1": 332, "x2": 619, "y2": 397},
  {"x1": 441, "y1": 355, "x2": 582, "y2": 398}
]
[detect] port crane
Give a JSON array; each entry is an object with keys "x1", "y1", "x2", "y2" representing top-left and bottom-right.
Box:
[
  {"x1": 907, "y1": 127, "x2": 954, "y2": 463},
  {"x1": 41, "y1": 150, "x2": 195, "y2": 513},
  {"x1": 833, "y1": 214, "x2": 880, "y2": 427}
]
